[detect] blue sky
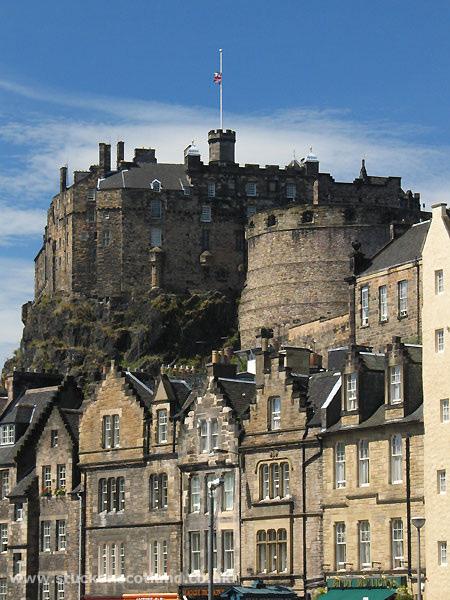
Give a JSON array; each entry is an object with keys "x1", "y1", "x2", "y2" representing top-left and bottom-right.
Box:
[{"x1": 1, "y1": 0, "x2": 450, "y2": 367}]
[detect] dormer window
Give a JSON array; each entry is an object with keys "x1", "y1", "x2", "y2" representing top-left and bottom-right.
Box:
[
  {"x1": 0, "y1": 425, "x2": 15, "y2": 446},
  {"x1": 151, "y1": 180, "x2": 161, "y2": 192},
  {"x1": 389, "y1": 365, "x2": 402, "y2": 404},
  {"x1": 398, "y1": 280, "x2": 408, "y2": 317},
  {"x1": 361, "y1": 286, "x2": 369, "y2": 326},
  {"x1": 199, "y1": 419, "x2": 219, "y2": 453},
  {"x1": 268, "y1": 397, "x2": 281, "y2": 431},
  {"x1": 157, "y1": 409, "x2": 168, "y2": 444},
  {"x1": 345, "y1": 373, "x2": 358, "y2": 411}
]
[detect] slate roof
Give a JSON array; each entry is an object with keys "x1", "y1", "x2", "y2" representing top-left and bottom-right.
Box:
[
  {"x1": 217, "y1": 377, "x2": 256, "y2": 418},
  {"x1": 60, "y1": 408, "x2": 81, "y2": 442},
  {"x1": 360, "y1": 220, "x2": 430, "y2": 276},
  {"x1": 360, "y1": 352, "x2": 385, "y2": 371},
  {"x1": 125, "y1": 371, "x2": 154, "y2": 409},
  {"x1": 8, "y1": 469, "x2": 36, "y2": 499},
  {"x1": 307, "y1": 371, "x2": 341, "y2": 427},
  {"x1": 326, "y1": 402, "x2": 423, "y2": 433},
  {"x1": 99, "y1": 163, "x2": 190, "y2": 191}
]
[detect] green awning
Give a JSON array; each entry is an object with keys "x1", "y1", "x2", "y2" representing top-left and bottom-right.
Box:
[{"x1": 322, "y1": 589, "x2": 396, "y2": 600}]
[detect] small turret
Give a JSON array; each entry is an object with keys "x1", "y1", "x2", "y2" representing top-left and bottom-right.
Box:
[
  {"x1": 208, "y1": 129, "x2": 236, "y2": 164},
  {"x1": 360, "y1": 158, "x2": 368, "y2": 180}
]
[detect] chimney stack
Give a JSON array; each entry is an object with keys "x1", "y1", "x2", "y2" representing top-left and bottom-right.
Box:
[
  {"x1": 99, "y1": 143, "x2": 111, "y2": 175},
  {"x1": 59, "y1": 166, "x2": 67, "y2": 192},
  {"x1": 116, "y1": 141, "x2": 124, "y2": 169}
]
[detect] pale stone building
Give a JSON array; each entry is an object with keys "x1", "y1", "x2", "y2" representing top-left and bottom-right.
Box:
[{"x1": 423, "y1": 202, "x2": 450, "y2": 599}]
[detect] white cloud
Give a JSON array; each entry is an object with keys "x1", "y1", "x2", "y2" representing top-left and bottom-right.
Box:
[{"x1": 0, "y1": 203, "x2": 45, "y2": 245}]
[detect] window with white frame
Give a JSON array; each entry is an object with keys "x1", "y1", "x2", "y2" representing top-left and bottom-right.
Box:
[
  {"x1": 40, "y1": 581, "x2": 50, "y2": 600},
  {"x1": 0, "y1": 578, "x2": 7, "y2": 600},
  {"x1": 441, "y1": 399, "x2": 450, "y2": 423},
  {"x1": 335, "y1": 523, "x2": 346, "y2": 570},
  {"x1": 12, "y1": 553, "x2": 22, "y2": 576},
  {"x1": 41, "y1": 521, "x2": 51, "y2": 552},
  {"x1": 391, "y1": 434, "x2": 403, "y2": 484},
  {"x1": 151, "y1": 540, "x2": 169, "y2": 576},
  {"x1": 438, "y1": 470, "x2": 447, "y2": 494},
  {"x1": 358, "y1": 440, "x2": 370, "y2": 486},
  {"x1": 335, "y1": 443, "x2": 346, "y2": 488},
  {"x1": 149, "y1": 473, "x2": 168, "y2": 509},
  {"x1": 259, "y1": 462, "x2": 290, "y2": 499},
  {"x1": 56, "y1": 520, "x2": 66, "y2": 551},
  {"x1": 199, "y1": 419, "x2": 219, "y2": 453},
  {"x1": 222, "y1": 472, "x2": 234, "y2": 511},
  {"x1": 359, "y1": 521, "x2": 371, "y2": 569},
  {"x1": 391, "y1": 519, "x2": 404, "y2": 568},
  {"x1": 190, "y1": 476, "x2": 201, "y2": 512},
  {"x1": 222, "y1": 530, "x2": 234, "y2": 571},
  {"x1": 269, "y1": 397, "x2": 281, "y2": 430},
  {"x1": 0, "y1": 425, "x2": 15, "y2": 446},
  {"x1": 345, "y1": 373, "x2": 358, "y2": 411},
  {"x1": 398, "y1": 280, "x2": 408, "y2": 317},
  {"x1": 361, "y1": 286, "x2": 369, "y2": 326},
  {"x1": 245, "y1": 182, "x2": 257, "y2": 197},
  {"x1": 436, "y1": 269, "x2": 444, "y2": 294},
  {"x1": 102, "y1": 414, "x2": 120, "y2": 449},
  {"x1": 42, "y1": 465, "x2": 51, "y2": 493},
  {"x1": 56, "y1": 577, "x2": 65, "y2": 600},
  {"x1": 151, "y1": 180, "x2": 161, "y2": 192},
  {"x1": 0, "y1": 471, "x2": 9, "y2": 499},
  {"x1": 286, "y1": 183, "x2": 296, "y2": 199},
  {"x1": 390, "y1": 365, "x2": 402, "y2": 404},
  {"x1": 379, "y1": 285, "x2": 388, "y2": 322},
  {"x1": 150, "y1": 226, "x2": 162, "y2": 247},
  {"x1": 151, "y1": 198, "x2": 162, "y2": 218},
  {"x1": 98, "y1": 543, "x2": 125, "y2": 579},
  {"x1": 14, "y1": 503, "x2": 23, "y2": 522},
  {"x1": 51, "y1": 430, "x2": 59, "y2": 448},
  {"x1": 0, "y1": 525, "x2": 7, "y2": 553},
  {"x1": 439, "y1": 541, "x2": 448, "y2": 566},
  {"x1": 157, "y1": 409, "x2": 168, "y2": 444},
  {"x1": 200, "y1": 205, "x2": 212, "y2": 223},
  {"x1": 207, "y1": 182, "x2": 216, "y2": 198},
  {"x1": 56, "y1": 464, "x2": 66, "y2": 490},
  {"x1": 189, "y1": 531, "x2": 201, "y2": 573},
  {"x1": 436, "y1": 328, "x2": 445, "y2": 353},
  {"x1": 98, "y1": 477, "x2": 125, "y2": 512},
  {"x1": 101, "y1": 230, "x2": 111, "y2": 247}
]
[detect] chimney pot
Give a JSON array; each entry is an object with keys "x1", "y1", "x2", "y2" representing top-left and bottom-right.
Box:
[
  {"x1": 116, "y1": 141, "x2": 124, "y2": 169},
  {"x1": 60, "y1": 166, "x2": 67, "y2": 192}
]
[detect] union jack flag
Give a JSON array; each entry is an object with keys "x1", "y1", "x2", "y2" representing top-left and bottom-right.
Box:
[{"x1": 213, "y1": 72, "x2": 222, "y2": 84}]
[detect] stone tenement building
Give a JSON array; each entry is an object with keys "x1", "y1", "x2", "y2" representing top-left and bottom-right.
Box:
[
  {"x1": 33, "y1": 129, "x2": 425, "y2": 338},
  {"x1": 0, "y1": 334, "x2": 427, "y2": 600}
]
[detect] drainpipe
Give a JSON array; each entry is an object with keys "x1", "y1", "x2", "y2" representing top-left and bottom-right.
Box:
[
  {"x1": 301, "y1": 427, "x2": 309, "y2": 594},
  {"x1": 406, "y1": 435, "x2": 412, "y2": 577},
  {"x1": 77, "y1": 490, "x2": 83, "y2": 600},
  {"x1": 415, "y1": 261, "x2": 421, "y2": 342}
]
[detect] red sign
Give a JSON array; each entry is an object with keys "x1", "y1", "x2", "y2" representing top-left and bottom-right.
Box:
[{"x1": 123, "y1": 595, "x2": 178, "y2": 600}]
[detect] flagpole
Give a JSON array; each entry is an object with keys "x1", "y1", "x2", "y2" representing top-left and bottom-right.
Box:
[{"x1": 219, "y1": 48, "x2": 223, "y2": 129}]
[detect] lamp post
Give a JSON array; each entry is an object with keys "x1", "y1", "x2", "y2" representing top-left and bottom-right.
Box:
[
  {"x1": 208, "y1": 478, "x2": 224, "y2": 600},
  {"x1": 412, "y1": 517, "x2": 425, "y2": 600}
]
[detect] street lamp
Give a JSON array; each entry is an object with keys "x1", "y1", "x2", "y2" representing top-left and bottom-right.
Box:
[
  {"x1": 208, "y1": 477, "x2": 224, "y2": 600},
  {"x1": 412, "y1": 517, "x2": 425, "y2": 600}
]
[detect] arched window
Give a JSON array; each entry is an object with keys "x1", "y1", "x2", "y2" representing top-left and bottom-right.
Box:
[
  {"x1": 259, "y1": 462, "x2": 290, "y2": 499},
  {"x1": 256, "y1": 531, "x2": 267, "y2": 573}
]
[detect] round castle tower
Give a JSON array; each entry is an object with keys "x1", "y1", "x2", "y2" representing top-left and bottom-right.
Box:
[{"x1": 239, "y1": 191, "x2": 425, "y2": 348}]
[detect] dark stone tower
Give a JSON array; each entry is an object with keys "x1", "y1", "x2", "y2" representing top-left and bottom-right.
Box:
[{"x1": 208, "y1": 129, "x2": 236, "y2": 164}]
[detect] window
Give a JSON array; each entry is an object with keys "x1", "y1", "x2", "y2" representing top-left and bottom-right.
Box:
[
  {"x1": 101, "y1": 230, "x2": 111, "y2": 247},
  {"x1": 269, "y1": 397, "x2": 281, "y2": 430},
  {"x1": 149, "y1": 474, "x2": 168, "y2": 509},
  {"x1": 204, "y1": 530, "x2": 217, "y2": 570},
  {"x1": 391, "y1": 435, "x2": 403, "y2": 484},
  {"x1": 42, "y1": 465, "x2": 52, "y2": 493},
  {"x1": 246, "y1": 205, "x2": 257, "y2": 218},
  {"x1": 223, "y1": 472, "x2": 234, "y2": 511},
  {"x1": 335, "y1": 523, "x2": 346, "y2": 570},
  {"x1": 200, "y1": 229, "x2": 210, "y2": 251},
  {"x1": 87, "y1": 188, "x2": 96, "y2": 201},
  {"x1": 0, "y1": 579, "x2": 6, "y2": 600},
  {"x1": 201, "y1": 205, "x2": 212, "y2": 223},
  {"x1": 358, "y1": 440, "x2": 370, "y2": 486},
  {"x1": 286, "y1": 183, "x2": 296, "y2": 199},
  {"x1": 259, "y1": 462, "x2": 290, "y2": 499},
  {"x1": 151, "y1": 180, "x2": 161, "y2": 192},
  {"x1": 150, "y1": 226, "x2": 162, "y2": 247},
  {"x1": 436, "y1": 329, "x2": 445, "y2": 353},
  {"x1": 398, "y1": 280, "x2": 408, "y2": 317},
  {"x1": 102, "y1": 415, "x2": 120, "y2": 448},
  {"x1": 56, "y1": 520, "x2": 66, "y2": 551},
  {"x1": 439, "y1": 541, "x2": 448, "y2": 566},
  {"x1": 359, "y1": 521, "x2": 371, "y2": 569},
  {"x1": 379, "y1": 285, "x2": 388, "y2": 322},
  {"x1": 14, "y1": 503, "x2": 23, "y2": 522},
  {"x1": 0, "y1": 525, "x2": 7, "y2": 553},
  {"x1": 199, "y1": 419, "x2": 219, "y2": 453},
  {"x1": 222, "y1": 531, "x2": 234, "y2": 571},
  {"x1": 189, "y1": 531, "x2": 201, "y2": 573},
  {"x1": 361, "y1": 286, "x2": 369, "y2": 326},
  {"x1": 441, "y1": 399, "x2": 450, "y2": 423},
  {"x1": 390, "y1": 366, "x2": 402, "y2": 404},
  {"x1": 207, "y1": 182, "x2": 216, "y2": 198},
  {"x1": 151, "y1": 198, "x2": 162, "y2": 218},
  {"x1": 436, "y1": 269, "x2": 444, "y2": 294},
  {"x1": 256, "y1": 529, "x2": 287, "y2": 573},
  {"x1": 157, "y1": 409, "x2": 168, "y2": 444},
  {"x1": 56, "y1": 578, "x2": 65, "y2": 600},
  {"x1": 246, "y1": 182, "x2": 257, "y2": 197},
  {"x1": 13, "y1": 553, "x2": 22, "y2": 576},
  {"x1": 41, "y1": 521, "x2": 51, "y2": 552},
  {"x1": 40, "y1": 581, "x2": 50, "y2": 600},
  {"x1": 190, "y1": 476, "x2": 201, "y2": 512},
  {"x1": 98, "y1": 543, "x2": 125, "y2": 579},
  {"x1": 51, "y1": 430, "x2": 58, "y2": 448},
  {"x1": 438, "y1": 470, "x2": 447, "y2": 494},
  {"x1": 335, "y1": 443, "x2": 346, "y2": 489},
  {"x1": 56, "y1": 464, "x2": 66, "y2": 490},
  {"x1": 391, "y1": 519, "x2": 404, "y2": 568},
  {"x1": 0, "y1": 424, "x2": 15, "y2": 446},
  {"x1": 151, "y1": 540, "x2": 169, "y2": 576},
  {"x1": 345, "y1": 373, "x2": 358, "y2": 411},
  {"x1": 98, "y1": 477, "x2": 125, "y2": 512},
  {"x1": 0, "y1": 471, "x2": 8, "y2": 499}
]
